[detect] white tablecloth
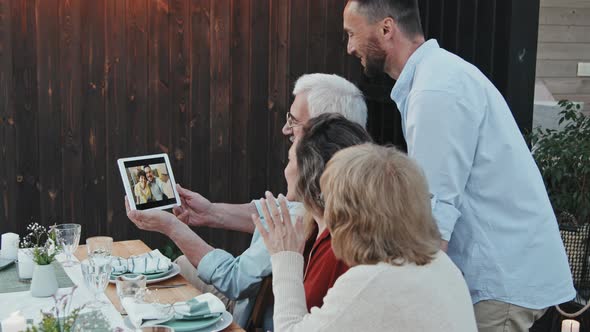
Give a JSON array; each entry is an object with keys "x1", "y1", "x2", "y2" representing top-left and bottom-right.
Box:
[{"x1": 0, "y1": 253, "x2": 129, "y2": 330}]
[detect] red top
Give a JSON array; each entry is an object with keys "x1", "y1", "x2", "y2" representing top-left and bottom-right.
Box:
[{"x1": 302, "y1": 227, "x2": 349, "y2": 310}]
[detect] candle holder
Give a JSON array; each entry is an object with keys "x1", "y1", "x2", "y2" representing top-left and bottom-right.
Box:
[{"x1": 16, "y1": 248, "x2": 34, "y2": 282}]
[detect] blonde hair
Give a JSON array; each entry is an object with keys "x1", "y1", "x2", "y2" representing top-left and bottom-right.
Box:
[{"x1": 321, "y1": 143, "x2": 441, "y2": 267}]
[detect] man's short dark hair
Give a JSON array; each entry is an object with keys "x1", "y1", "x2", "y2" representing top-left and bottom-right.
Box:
[{"x1": 350, "y1": 0, "x2": 423, "y2": 37}]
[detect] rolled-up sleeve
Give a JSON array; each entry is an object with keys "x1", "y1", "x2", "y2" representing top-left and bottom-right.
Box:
[
  {"x1": 196, "y1": 199, "x2": 305, "y2": 300},
  {"x1": 406, "y1": 90, "x2": 481, "y2": 241}
]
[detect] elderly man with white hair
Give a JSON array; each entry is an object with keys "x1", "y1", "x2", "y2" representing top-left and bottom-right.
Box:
[{"x1": 125, "y1": 73, "x2": 367, "y2": 330}]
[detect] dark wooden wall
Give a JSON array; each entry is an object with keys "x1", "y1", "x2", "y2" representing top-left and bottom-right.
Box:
[{"x1": 0, "y1": 0, "x2": 539, "y2": 255}]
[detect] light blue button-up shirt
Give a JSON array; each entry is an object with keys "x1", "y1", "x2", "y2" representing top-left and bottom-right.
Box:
[
  {"x1": 197, "y1": 200, "x2": 304, "y2": 330},
  {"x1": 391, "y1": 39, "x2": 575, "y2": 308}
]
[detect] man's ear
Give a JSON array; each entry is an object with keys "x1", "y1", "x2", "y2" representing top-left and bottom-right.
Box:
[{"x1": 381, "y1": 17, "x2": 396, "y2": 40}]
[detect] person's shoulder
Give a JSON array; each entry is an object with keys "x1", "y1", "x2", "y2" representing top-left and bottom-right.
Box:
[
  {"x1": 414, "y1": 48, "x2": 483, "y2": 92},
  {"x1": 336, "y1": 264, "x2": 390, "y2": 285}
]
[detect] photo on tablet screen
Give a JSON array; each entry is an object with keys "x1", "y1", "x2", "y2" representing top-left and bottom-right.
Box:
[{"x1": 121, "y1": 155, "x2": 178, "y2": 210}]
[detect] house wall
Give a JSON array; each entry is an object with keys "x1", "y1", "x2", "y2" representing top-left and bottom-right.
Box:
[{"x1": 537, "y1": 0, "x2": 590, "y2": 112}]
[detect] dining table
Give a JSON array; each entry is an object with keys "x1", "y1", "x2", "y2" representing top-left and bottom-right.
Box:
[{"x1": 0, "y1": 239, "x2": 245, "y2": 332}]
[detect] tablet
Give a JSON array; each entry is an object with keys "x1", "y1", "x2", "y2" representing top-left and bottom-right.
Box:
[{"x1": 117, "y1": 153, "x2": 181, "y2": 211}]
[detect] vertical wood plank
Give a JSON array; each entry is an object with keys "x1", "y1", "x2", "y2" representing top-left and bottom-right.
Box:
[
  {"x1": 227, "y1": 0, "x2": 252, "y2": 253},
  {"x1": 11, "y1": 0, "x2": 40, "y2": 232},
  {"x1": 426, "y1": 0, "x2": 444, "y2": 41},
  {"x1": 442, "y1": 0, "x2": 459, "y2": 52},
  {"x1": 189, "y1": 0, "x2": 210, "y2": 197},
  {"x1": 491, "y1": 0, "x2": 509, "y2": 93},
  {"x1": 418, "y1": 0, "x2": 429, "y2": 37},
  {"x1": 208, "y1": 0, "x2": 231, "y2": 249},
  {"x1": 59, "y1": 0, "x2": 83, "y2": 225},
  {"x1": 502, "y1": 0, "x2": 540, "y2": 133},
  {"x1": 105, "y1": 0, "x2": 129, "y2": 240},
  {"x1": 81, "y1": 0, "x2": 107, "y2": 237},
  {"x1": 230, "y1": 0, "x2": 250, "y2": 204},
  {"x1": 188, "y1": 0, "x2": 212, "y2": 248},
  {"x1": 266, "y1": 0, "x2": 284, "y2": 194},
  {"x1": 289, "y1": 0, "x2": 308, "y2": 86},
  {"x1": 456, "y1": 0, "x2": 478, "y2": 62},
  {"x1": 126, "y1": 0, "x2": 150, "y2": 245},
  {"x1": 250, "y1": 0, "x2": 271, "y2": 199},
  {"x1": 169, "y1": 0, "x2": 190, "y2": 185},
  {"x1": 475, "y1": 0, "x2": 496, "y2": 79},
  {"x1": 0, "y1": 0, "x2": 15, "y2": 231},
  {"x1": 36, "y1": 0, "x2": 62, "y2": 224},
  {"x1": 324, "y1": 0, "x2": 346, "y2": 75},
  {"x1": 147, "y1": 0, "x2": 170, "y2": 252},
  {"x1": 148, "y1": 0, "x2": 170, "y2": 160},
  {"x1": 307, "y1": 0, "x2": 327, "y2": 73},
  {"x1": 126, "y1": 0, "x2": 149, "y2": 156}
]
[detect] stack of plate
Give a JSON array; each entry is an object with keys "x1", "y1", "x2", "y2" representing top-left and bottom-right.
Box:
[{"x1": 109, "y1": 262, "x2": 181, "y2": 284}]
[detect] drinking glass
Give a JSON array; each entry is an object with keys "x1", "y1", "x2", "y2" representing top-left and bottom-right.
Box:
[
  {"x1": 116, "y1": 274, "x2": 147, "y2": 303},
  {"x1": 55, "y1": 224, "x2": 81, "y2": 267},
  {"x1": 86, "y1": 236, "x2": 113, "y2": 265},
  {"x1": 81, "y1": 259, "x2": 112, "y2": 309}
]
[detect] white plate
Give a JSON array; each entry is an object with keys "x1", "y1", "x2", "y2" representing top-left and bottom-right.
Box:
[
  {"x1": 191, "y1": 311, "x2": 234, "y2": 332},
  {"x1": 109, "y1": 263, "x2": 180, "y2": 284},
  {"x1": 123, "y1": 311, "x2": 233, "y2": 332}
]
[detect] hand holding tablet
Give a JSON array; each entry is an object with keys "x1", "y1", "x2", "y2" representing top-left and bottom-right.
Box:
[{"x1": 118, "y1": 154, "x2": 181, "y2": 211}]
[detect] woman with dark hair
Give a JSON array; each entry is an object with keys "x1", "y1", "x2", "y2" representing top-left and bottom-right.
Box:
[
  {"x1": 279, "y1": 112, "x2": 373, "y2": 310},
  {"x1": 134, "y1": 170, "x2": 152, "y2": 204}
]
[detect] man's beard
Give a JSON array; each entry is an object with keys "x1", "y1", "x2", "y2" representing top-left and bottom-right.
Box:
[{"x1": 362, "y1": 38, "x2": 387, "y2": 78}]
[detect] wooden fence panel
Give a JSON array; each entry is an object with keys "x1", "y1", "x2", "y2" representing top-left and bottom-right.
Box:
[
  {"x1": 59, "y1": 0, "x2": 83, "y2": 227},
  {"x1": 0, "y1": 0, "x2": 15, "y2": 232},
  {"x1": 11, "y1": 0, "x2": 40, "y2": 234},
  {"x1": 0, "y1": 0, "x2": 540, "y2": 256},
  {"x1": 105, "y1": 0, "x2": 129, "y2": 239}
]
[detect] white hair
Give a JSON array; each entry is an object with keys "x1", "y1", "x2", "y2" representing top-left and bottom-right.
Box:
[{"x1": 293, "y1": 73, "x2": 367, "y2": 128}]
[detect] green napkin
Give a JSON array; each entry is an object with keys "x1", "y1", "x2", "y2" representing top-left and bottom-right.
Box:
[
  {"x1": 174, "y1": 293, "x2": 225, "y2": 320},
  {"x1": 111, "y1": 249, "x2": 171, "y2": 275}
]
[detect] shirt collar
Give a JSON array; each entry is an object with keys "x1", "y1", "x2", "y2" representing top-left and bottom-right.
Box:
[
  {"x1": 311, "y1": 228, "x2": 331, "y2": 251},
  {"x1": 390, "y1": 39, "x2": 440, "y2": 106}
]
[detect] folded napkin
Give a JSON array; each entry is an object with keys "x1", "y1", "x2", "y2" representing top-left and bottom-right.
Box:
[
  {"x1": 121, "y1": 297, "x2": 174, "y2": 328},
  {"x1": 122, "y1": 293, "x2": 226, "y2": 328},
  {"x1": 174, "y1": 293, "x2": 225, "y2": 320},
  {"x1": 111, "y1": 249, "x2": 171, "y2": 275}
]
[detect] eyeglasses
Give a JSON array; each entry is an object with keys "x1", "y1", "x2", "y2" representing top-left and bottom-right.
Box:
[{"x1": 285, "y1": 112, "x2": 302, "y2": 129}]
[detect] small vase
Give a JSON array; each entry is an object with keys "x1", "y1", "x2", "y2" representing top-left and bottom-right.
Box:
[
  {"x1": 17, "y1": 248, "x2": 34, "y2": 280},
  {"x1": 30, "y1": 263, "x2": 58, "y2": 297}
]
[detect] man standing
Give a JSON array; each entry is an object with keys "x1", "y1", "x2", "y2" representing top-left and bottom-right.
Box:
[
  {"x1": 342, "y1": 1, "x2": 574, "y2": 331},
  {"x1": 144, "y1": 165, "x2": 166, "y2": 201}
]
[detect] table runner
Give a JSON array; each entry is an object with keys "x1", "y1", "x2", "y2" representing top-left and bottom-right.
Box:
[{"x1": 0, "y1": 261, "x2": 75, "y2": 294}]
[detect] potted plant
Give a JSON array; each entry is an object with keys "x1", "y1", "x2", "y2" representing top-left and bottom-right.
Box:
[
  {"x1": 530, "y1": 100, "x2": 590, "y2": 225},
  {"x1": 530, "y1": 99, "x2": 590, "y2": 298},
  {"x1": 20, "y1": 222, "x2": 61, "y2": 297}
]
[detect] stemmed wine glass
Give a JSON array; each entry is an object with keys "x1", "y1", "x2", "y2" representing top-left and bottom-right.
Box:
[
  {"x1": 54, "y1": 224, "x2": 81, "y2": 267},
  {"x1": 81, "y1": 258, "x2": 112, "y2": 309}
]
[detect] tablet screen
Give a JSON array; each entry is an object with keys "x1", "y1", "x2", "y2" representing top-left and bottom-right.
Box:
[{"x1": 122, "y1": 156, "x2": 177, "y2": 210}]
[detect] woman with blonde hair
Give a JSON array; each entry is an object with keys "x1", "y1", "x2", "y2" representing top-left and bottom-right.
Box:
[
  {"x1": 134, "y1": 170, "x2": 152, "y2": 204},
  {"x1": 253, "y1": 144, "x2": 477, "y2": 332}
]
